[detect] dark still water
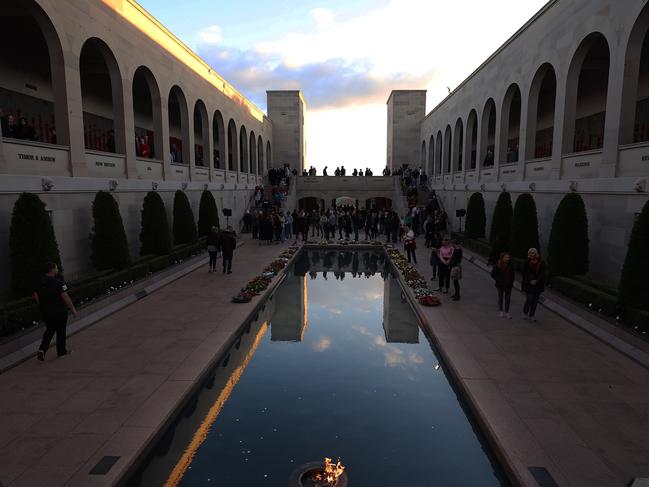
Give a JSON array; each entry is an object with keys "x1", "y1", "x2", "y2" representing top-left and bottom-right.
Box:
[{"x1": 130, "y1": 250, "x2": 506, "y2": 487}]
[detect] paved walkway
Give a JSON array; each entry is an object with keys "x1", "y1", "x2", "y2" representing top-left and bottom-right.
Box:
[
  {"x1": 403, "y1": 238, "x2": 649, "y2": 487},
  {"x1": 0, "y1": 236, "x2": 291, "y2": 487}
]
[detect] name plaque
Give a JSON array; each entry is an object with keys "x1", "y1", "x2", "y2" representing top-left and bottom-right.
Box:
[
  {"x1": 575, "y1": 162, "x2": 590, "y2": 168},
  {"x1": 18, "y1": 153, "x2": 56, "y2": 162}
]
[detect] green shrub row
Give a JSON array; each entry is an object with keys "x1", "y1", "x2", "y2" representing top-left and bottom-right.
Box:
[{"x1": 0, "y1": 238, "x2": 206, "y2": 338}]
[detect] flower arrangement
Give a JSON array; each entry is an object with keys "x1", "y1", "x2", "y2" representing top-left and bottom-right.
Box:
[{"x1": 385, "y1": 246, "x2": 441, "y2": 307}]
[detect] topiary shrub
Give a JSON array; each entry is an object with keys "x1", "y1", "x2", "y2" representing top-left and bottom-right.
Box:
[
  {"x1": 465, "y1": 192, "x2": 486, "y2": 239},
  {"x1": 90, "y1": 191, "x2": 131, "y2": 271},
  {"x1": 197, "y1": 190, "x2": 220, "y2": 237},
  {"x1": 140, "y1": 191, "x2": 171, "y2": 256},
  {"x1": 9, "y1": 193, "x2": 63, "y2": 298},
  {"x1": 510, "y1": 193, "x2": 540, "y2": 259},
  {"x1": 489, "y1": 191, "x2": 513, "y2": 245},
  {"x1": 548, "y1": 192, "x2": 589, "y2": 277},
  {"x1": 619, "y1": 200, "x2": 649, "y2": 311},
  {"x1": 173, "y1": 190, "x2": 198, "y2": 245}
]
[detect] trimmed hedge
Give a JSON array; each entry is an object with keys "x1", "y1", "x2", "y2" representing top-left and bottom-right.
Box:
[
  {"x1": 551, "y1": 276, "x2": 618, "y2": 317},
  {"x1": 90, "y1": 191, "x2": 131, "y2": 271},
  {"x1": 140, "y1": 191, "x2": 172, "y2": 256},
  {"x1": 173, "y1": 190, "x2": 198, "y2": 245},
  {"x1": 198, "y1": 190, "x2": 220, "y2": 237},
  {"x1": 619, "y1": 200, "x2": 649, "y2": 311},
  {"x1": 9, "y1": 192, "x2": 63, "y2": 298},
  {"x1": 0, "y1": 238, "x2": 206, "y2": 338},
  {"x1": 511, "y1": 193, "x2": 540, "y2": 259},
  {"x1": 548, "y1": 192, "x2": 589, "y2": 277},
  {"x1": 489, "y1": 191, "x2": 513, "y2": 245},
  {"x1": 465, "y1": 192, "x2": 486, "y2": 239}
]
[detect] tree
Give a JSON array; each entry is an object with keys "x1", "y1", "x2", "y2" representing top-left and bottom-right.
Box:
[
  {"x1": 9, "y1": 192, "x2": 62, "y2": 298},
  {"x1": 90, "y1": 191, "x2": 131, "y2": 271},
  {"x1": 465, "y1": 192, "x2": 486, "y2": 239},
  {"x1": 548, "y1": 192, "x2": 589, "y2": 276},
  {"x1": 510, "y1": 193, "x2": 540, "y2": 259},
  {"x1": 140, "y1": 191, "x2": 171, "y2": 256},
  {"x1": 173, "y1": 190, "x2": 198, "y2": 245},
  {"x1": 619, "y1": 200, "x2": 649, "y2": 310},
  {"x1": 197, "y1": 190, "x2": 220, "y2": 237},
  {"x1": 489, "y1": 191, "x2": 513, "y2": 245}
]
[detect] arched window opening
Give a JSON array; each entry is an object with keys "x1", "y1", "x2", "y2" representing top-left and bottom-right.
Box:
[
  {"x1": 239, "y1": 125, "x2": 248, "y2": 173},
  {"x1": 168, "y1": 86, "x2": 189, "y2": 164},
  {"x1": 0, "y1": 2, "x2": 65, "y2": 145},
  {"x1": 527, "y1": 65, "x2": 556, "y2": 159},
  {"x1": 501, "y1": 84, "x2": 521, "y2": 163},
  {"x1": 467, "y1": 110, "x2": 478, "y2": 169},
  {"x1": 132, "y1": 66, "x2": 161, "y2": 160},
  {"x1": 227, "y1": 119, "x2": 237, "y2": 171},
  {"x1": 435, "y1": 131, "x2": 442, "y2": 175},
  {"x1": 427, "y1": 135, "x2": 435, "y2": 175},
  {"x1": 621, "y1": 7, "x2": 649, "y2": 144},
  {"x1": 420, "y1": 140, "x2": 426, "y2": 167},
  {"x1": 566, "y1": 33, "x2": 610, "y2": 153},
  {"x1": 266, "y1": 141, "x2": 272, "y2": 170},
  {"x1": 453, "y1": 118, "x2": 464, "y2": 172},
  {"x1": 257, "y1": 136, "x2": 263, "y2": 174},
  {"x1": 481, "y1": 99, "x2": 496, "y2": 167},
  {"x1": 80, "y1": 39, "x2": 122, "y2": 153},
  {"x1": 193, "y1": 100, "x2": 208, "y2": 167},
  {"x1": 249, "y1": 131, "x2": 257, "y2": 175},
  {"x1": 212, "y1": 110, "x2": 224, "y2": 169}
]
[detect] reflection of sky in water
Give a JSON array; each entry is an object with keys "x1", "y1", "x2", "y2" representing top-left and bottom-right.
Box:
[{"x1": 175, "y1": 270, "x2": 505, "y2": 487}]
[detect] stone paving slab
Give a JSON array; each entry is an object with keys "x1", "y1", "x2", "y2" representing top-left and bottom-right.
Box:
[
  {"x1": 403, "y1": 238, "x2": 649, "y2": 487},
  {"x1": 0, "y1": 236, "x2": 291, "y2": 487}
]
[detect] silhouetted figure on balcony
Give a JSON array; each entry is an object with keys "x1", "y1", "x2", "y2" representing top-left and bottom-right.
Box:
[
  {"x1": 106, "y1": 130, "x2": 116, "y2": 153},
  {"x1": 3, "y1": 114, "x2": 18, "y2": 139}
]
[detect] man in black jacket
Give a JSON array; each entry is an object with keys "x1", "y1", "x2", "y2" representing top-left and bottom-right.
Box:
[{"x1": 219, "y1": 227, "x2": 237, "y2": 274}]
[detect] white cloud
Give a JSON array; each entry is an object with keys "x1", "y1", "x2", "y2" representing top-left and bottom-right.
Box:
[
  {"x1": 312, "y1": 336, "x2": 332, "y2": 352},
  {"x1": 311, "y1": 8, "x2": 335, "y2": 30},
  {"x1": 198, "y1": 25, "x2": 223, "y2": 44}
]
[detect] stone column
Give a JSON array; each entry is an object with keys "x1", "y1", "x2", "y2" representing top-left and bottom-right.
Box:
[
  {"x1": 122, "y1": 75, "x2": 137, "y2": 179},
  {"x1": 600, "y1": 49, "x2": 625, "y2": 178},
  {"x1": 160, "y1": 95, "x2": 171, "y2": 181},
  {"x1": 475, "y1": 109, "x2": 484, "y2": 183},
  {"x1": 0, "y1": 132, "x2": 6, "y2": 174},
  {"x1": 62, "y1": 50, "x2": 88, "y2": 177},
  {"x1": 492, "y1": 108, "x2": 502, "y2": 182},
  {"x1": 206, "y1": 114, "x2": 215, "y2": 182},
  {"x1": 517, "y1": 90, "x2": 530, "y2": 181},
  {"x1": 550, "y1": 71, "x2": 568, "y2": 180}
]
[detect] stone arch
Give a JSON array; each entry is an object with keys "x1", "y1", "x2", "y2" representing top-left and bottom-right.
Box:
[
  {"x1": 427, "y1": 134, "x2": 435, "y2": 175},
  {"x1": 420, "y1": 139, "x2": 426, "y2": 167},
  {"x1": 435, "y1": 131, "x2": 443, "y2": 175},
  {"x1": 212, "y1": 110, "x2": 225, "y2": 169},
  {"x1": 132, "y1": 66, "x2": 162, "y2": 160},
  {"x1": 453, "y1": 117, "x2": 464, "y2": 172},
  {"x1": 227, "y1": 118, "x2": 238, "y2": 171},
  {"x1": 257, "y1": 135, "x2": 263, "y2": 174},
  {"x1": 480, "y1": 98, "x2": 497, "y2": 167},
  {"x1": 249, "y1": 130, "x2": 257, "y2": 175},
  {"x1": 500, "y1": 83, "x2": 522, "y2": 163},
  {"x1": 526, "y1": 63, "x2": 556, "y2": 159},
  {"x1": 266, "y1": 140, "x2": 272, "y2": 168},
  {"x1": 239, "y1": 125, "x2": 248, "y2": 173},
  {"x1": 466, "y1": 109, "x2": 478, "y2": 169},
  {"x1": 0, "y1": 0, "x2": 69, "y2": 145},
  {"x1": 444, "y1": 125, "x2": 452, "y2": 174},
  {"x1": 168, "y1": 85, "x2": 190, "y2": 164},
  {"x1": 563, "y1": 32, "x2": 610, "y2": 153},
  {"x1": 193, "y1": 99, "x2": 209, "y2": 166},
  {"x1": 80, "y1": 37, "x2": 125, "y2": 154},
  {"x1": 621, "y1": 4, "x2": 649, "y2": 144}
]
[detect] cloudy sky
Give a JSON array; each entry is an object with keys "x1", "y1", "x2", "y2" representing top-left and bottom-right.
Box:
[{"x1": 139, "y1": 0, "x2": 548, "y2": 173}]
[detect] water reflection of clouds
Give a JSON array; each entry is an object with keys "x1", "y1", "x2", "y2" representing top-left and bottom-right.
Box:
[
  {"x1": 353, "y1": 325, "x2": 424, "y2": 369},
  {"x1": 311, "y1": 336, "x2": 332, "y2": 352},
  {"x1": 308, "y1": 274, "x2": 383, "y2": 316}
]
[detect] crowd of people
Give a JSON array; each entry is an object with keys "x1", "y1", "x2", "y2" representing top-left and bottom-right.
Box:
[
  {"x1": 300, "y1": 165, "x2": 375, "y2": 176},
  {"x1": 135, "y1": 133, "x2": 155, "y2": 159},
  {"x1": 0, "y1": 108, "x2": 49, "y2": 142}
]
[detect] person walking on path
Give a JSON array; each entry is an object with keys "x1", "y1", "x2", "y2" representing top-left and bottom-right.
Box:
[
  {"x1": 436, "y1": 238, "x2": 454, "y2": 294},
  {"x1": 404, "y1": 226, "x2": 417, "y2": 263},
  {"x1": 450, "y1": 240, "x2": 463, "y2": 301},
  {"x1": 491, "y1": 251, "x2": 515, "y2": 318},
  {"x1": 219, "y1": 227, "x2": 237, "y2": 274},
  {"x1": 521, "y1": 248, "x2": 546, "y2": 321},
  {"x1": 35, "y1": 262, "x2": 77, "y2": 360},
  {"x1": 207, "y1": 226, "x2": 220, "y2": 273}
]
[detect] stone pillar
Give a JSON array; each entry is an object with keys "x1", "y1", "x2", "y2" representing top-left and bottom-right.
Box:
[
  {"x1": 492, "y1": 106, "x2": 502, "y2": 182},
  {"x1": 600, "y1": 49, "x2": 625, "y2": 178},
  {"x1": 517, "y1": 90, "x2": 530, "y2": 180},
  {"x1": 0, "y1": 132, "x2": 6, "y2": 174},
  {"x1": 63, "y1": 50, "x2": 88, "y2": 177},
  {"x1": 207, "y1": 114, "x2": 215, "y2": 182},
  {"x1": 550, "y1": 72, "x2": 568, "y2": 180},
  {"x1": 160, "y1": 95, "x2": 171, "y2": 181},
  {"x1": 475, "y1": 108, "x2": 484, "y2": 182}
]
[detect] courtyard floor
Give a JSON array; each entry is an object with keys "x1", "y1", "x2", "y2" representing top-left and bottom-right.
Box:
[{"x1": 0, "y1": 235, "x2": 647, "y2": 487}]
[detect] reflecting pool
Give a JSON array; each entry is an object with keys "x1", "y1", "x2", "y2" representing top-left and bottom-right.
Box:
[{"x1": 129, "y1": 250, "x2": 507, "y2": 487}]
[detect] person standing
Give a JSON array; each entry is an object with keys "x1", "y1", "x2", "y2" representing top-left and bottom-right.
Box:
[
  {"x1": 450, "y1": 240, "x2": 463, "y2": 301},
  {"x1": 429, "y1": 232, "x2": 441, "y2": 282},
  {"x1": 404, "y1": 226, "x2": 417, "y2": 263},
  {"x1": 521, "y1": 248, "x2": 546, "y2": 321},
  {"x1": 35, "y1": 262, "x2": 76, "y2": 360},
  {"x1": 491, "y1": 252, "x2": 515, "y2": 318},
  {"x1": 219, "y1": 227, "x2": 237, "y2": 273},
  {"x1": 207, "y1": 226, "x2": 220, "y2": 273},
  {"x1": 436, "y1": 238, "x2": 453, "y2": 294}
]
